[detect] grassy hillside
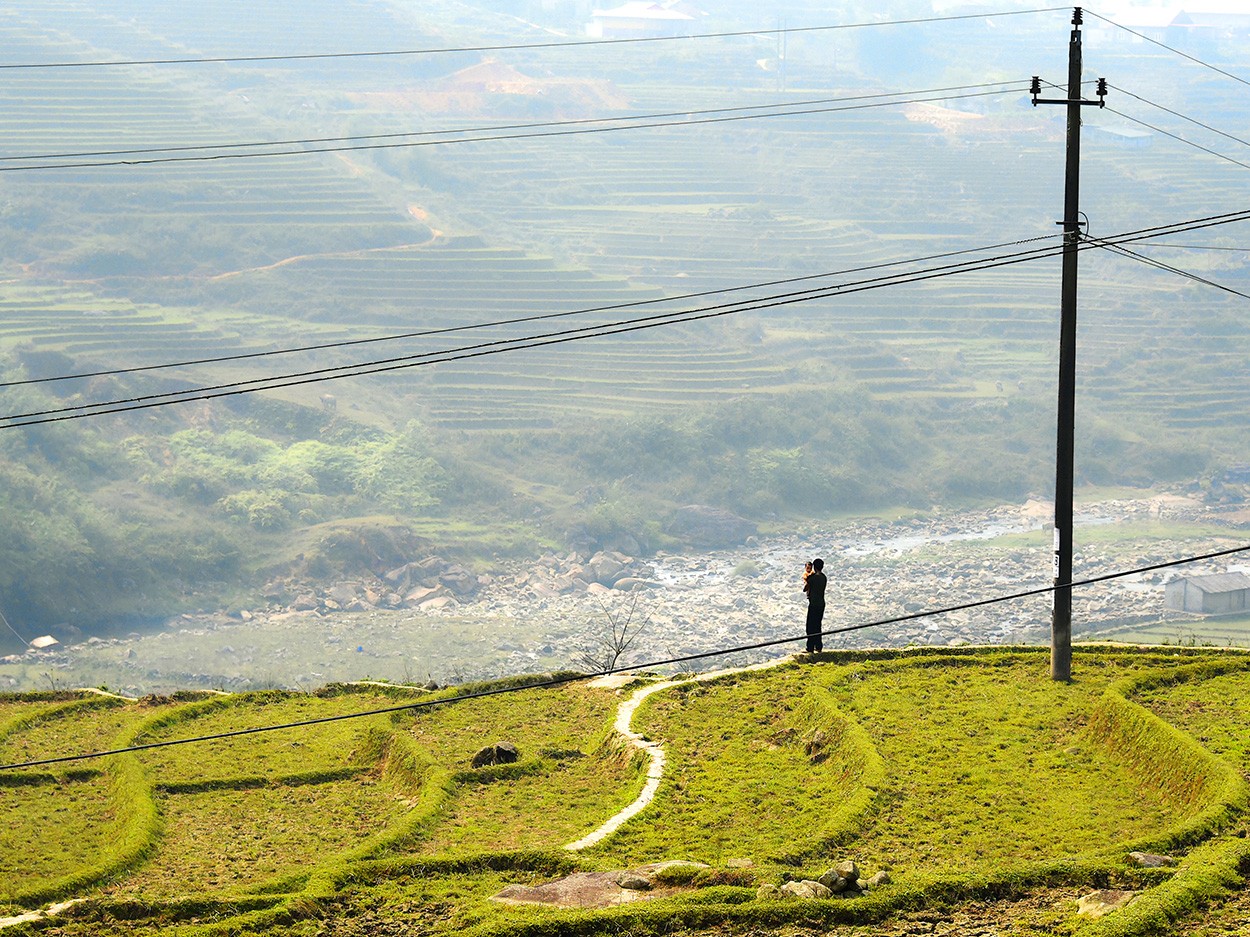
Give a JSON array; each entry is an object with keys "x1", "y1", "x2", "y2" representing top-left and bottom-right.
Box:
[{"x1": 3, "y1": 646, "x2": 1250, "y2": 935}]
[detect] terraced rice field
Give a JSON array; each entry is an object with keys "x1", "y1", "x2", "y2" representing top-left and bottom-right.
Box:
[{"x1": 5, "y1": 648, "x2": 1250, "y2": 936}]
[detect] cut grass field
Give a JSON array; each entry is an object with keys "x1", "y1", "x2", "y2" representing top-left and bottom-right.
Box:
[
  {"x1": 1092, "y1": 617, "x2": 1250, "y2": 650},
  {"x1": 4, "y1": 646, "x2": 1250, "y2": 936}
]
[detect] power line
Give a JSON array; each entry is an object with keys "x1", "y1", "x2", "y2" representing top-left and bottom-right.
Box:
[
  {"x1": 3, "y1": 540, "x2": 1247, "y2": 773},
  {"x1": 1086, "y1": 234, "x2": 1250, "y2": 301},
  {"x1": 1108, "y1": 83, "x2": 1250, "y2": 152},
  {"x1": 1084, "y1": 10, "x2": 1250, "y2": 89},
  {"x1": 1131, "y1": 244, "x2": 1250, "y2": 252},
  {"x1": 1104, "y1": 107, "x2": 1250, "y2": 173},
  {"x1": 0, "y1": 608, "x2": 29, "y2": 647},
  {"x1": 1043, "y1": 77, "x2": 1250, "y2": 172},
  {"x1": 4, "y1": 210, "x2": 1248, "y2": 428},
  {"x1": 7, "y1": 208, "x2": 1249, "y2": 430},
  {"x1": 0, "y1": 82, "x2": 1027, "y2": 166},
  {"x1": 0, "y1": 86, "x2": 1028, "y2": 173},
  {"x1": 0, "y1": 237, "x2": 1083, "y2": 427},
  {"x1": 0, "y1": 8, "x2": 1069, "y2": 71},
  {"x1": 0, "y1": 233, "x2": 1059, "y2": 391}
]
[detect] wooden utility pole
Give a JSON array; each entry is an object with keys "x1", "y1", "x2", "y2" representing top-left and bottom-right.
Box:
[{"x1": 1031, "y1": 7, "x2": 1106, "y2": 681}]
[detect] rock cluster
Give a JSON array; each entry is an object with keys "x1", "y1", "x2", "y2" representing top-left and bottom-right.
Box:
[
  {"x1": 221, "y1": 497, "x2": 1230, "y2": 659},
  {"x1": 251, "y1": 550, "x2": 661, "y2": 621},
  {"x1": 616, "y1": 872, "x2": 652, "y2": 891},
  {"x1": 758, "y1": 860, "x2": 886, "y2": 900},
  {"x1": 470, "y1": 741, "x2": 519, "y2": 768},
  {"x1": 492, "y1": 861, "x2": 710, "y2": 909},
  {"x1": 610, "y1": 860, "x2": 715, "y2": 892},
  {"x1": 16, "y1": 494, "x2": 1241, "y2": 695},
  {"x1": 261, "y1": 554, "x2": 487, "y2": 616},
  {"x1": 511, "y1": 550, "x2": 660, "y2": 598}
]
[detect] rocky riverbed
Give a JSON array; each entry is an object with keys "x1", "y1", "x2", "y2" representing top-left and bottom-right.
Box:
[{"x1": 4, "y1": 494, "x2": 1248, "y2": 695}]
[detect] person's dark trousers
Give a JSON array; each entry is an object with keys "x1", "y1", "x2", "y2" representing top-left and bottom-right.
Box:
[{"x1": 806, "y1": 603, "x2": 825, "y2": 652}]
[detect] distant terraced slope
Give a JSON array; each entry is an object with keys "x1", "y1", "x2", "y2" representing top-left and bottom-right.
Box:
[{"x1": 2, "y1": 0, "x2": 1249, "y2": 442}]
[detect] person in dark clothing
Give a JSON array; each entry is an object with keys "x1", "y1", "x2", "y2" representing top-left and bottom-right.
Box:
[{"x1": 804, "y1": 557, "x2": 827, "y2": 653}]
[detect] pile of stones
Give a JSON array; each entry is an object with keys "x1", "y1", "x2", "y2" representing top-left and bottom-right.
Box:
[{"x1": 757, "y1": 860, "x2": 890, "y2": 900}]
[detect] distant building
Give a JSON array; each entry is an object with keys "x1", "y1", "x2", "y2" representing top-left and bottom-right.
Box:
[
  {"x1": 1088, "y1": 4, "x2": 1250, "y2": 47},
  {"x1": 1165, "y1": 572, "x2": 1250, "y2": 614},
  {"x1": 1173, "y1": 9, "x2": 1250, "y2": 38},
  {"x1": 1088, "y1": 125, "x2": 1154, "y2": 149},
  {"x1": 587, "y1": 1, "x2": 702, "y2": 38},
  {"x1": 1088, "y1": 5, "x2": 1184, "y2": 45}
]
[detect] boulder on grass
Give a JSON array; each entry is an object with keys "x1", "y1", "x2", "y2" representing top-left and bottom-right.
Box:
[
  {"x1": 780, "y1": 880, "x2": 831, "y2": 900},
  {"x1": 1128, "y1": 851, "x2": 1176, "y2": 869},
  {"x1": 616, "y1": 873, "x2": 651, "y2": 891},
  {"x1": 1077, "y1": 890, "x2": 1136, "y2": 919},
  {"x1": 470, "y1": 742, "x2": 519, "y2": 768}
]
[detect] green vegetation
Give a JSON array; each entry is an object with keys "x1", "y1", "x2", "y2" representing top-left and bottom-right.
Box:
[
  {"x1": 1, "y1": 0, "x2": 1249, "y2": 637},
  {"x1": 3, "y1": 648, "x2": 1250, "y2": 934},
  {"x1": 824, "y1": 655, "x2": 1198, "y2": 873},
  {"x1": 603, "y1": 666, "x2": 876, "y2": 865},
  {"x1": 2, "y1": 362, "x2": 1174, "y2": 634}
]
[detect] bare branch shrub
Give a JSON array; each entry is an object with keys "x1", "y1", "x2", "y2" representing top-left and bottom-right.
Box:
[{"x1": 577, "y1": 594, "x2": 650, "y2": 675}]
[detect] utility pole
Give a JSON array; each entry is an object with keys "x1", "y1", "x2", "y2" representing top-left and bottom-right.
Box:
[{"x1": 1031, "y1": 7, "x2": 1106, "y2": 681}]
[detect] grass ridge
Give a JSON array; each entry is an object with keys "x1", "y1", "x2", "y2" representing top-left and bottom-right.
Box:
[
  {"x1": 774, "y1": 679, "x2": 885, "y2": 863},
  {"x1": 1077, "y1": 837, "x2": 1250, "y2": 937},
  {"x1": 1090, "y1": 676, "x2": 1250, "y2": 853}
]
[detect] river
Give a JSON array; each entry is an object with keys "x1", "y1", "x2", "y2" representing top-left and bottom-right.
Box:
[{"x1": 2, "y1": 494, "x2": 1245, "y2": 695}]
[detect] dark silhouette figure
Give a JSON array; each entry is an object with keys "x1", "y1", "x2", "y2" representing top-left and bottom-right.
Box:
[{"x1": 804, "y1": 558, "x2": 827, "y2": 653}]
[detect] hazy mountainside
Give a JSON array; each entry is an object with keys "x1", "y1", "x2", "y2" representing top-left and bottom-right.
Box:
[
  {"x1": 4, "y1": 647, "x2": 1250, "y2": 935},
  {"x1": 1, "y1": 0, "x2": 1249, "y2": 636}
]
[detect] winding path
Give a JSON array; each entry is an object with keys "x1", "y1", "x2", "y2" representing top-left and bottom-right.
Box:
[
  {"x1": 0, "y1": 900, "x2": 84, "y2": 930},
  {"x1": 564, "y1": 656, "x2": 794, "y2": 851}
]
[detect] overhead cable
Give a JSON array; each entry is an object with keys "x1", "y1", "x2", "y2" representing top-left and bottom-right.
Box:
[
  {"x1": 0, "y1": 233, "x2": 1059, "y2": 390},
  {"x1": 1108, "y1": 83, "x2": 1250, "y2": 152},
  {"x1": 1084, "y1": 10, "x2": 1250, "y2": 89},
  {"x1": 0, "y1": 238, "x2": 1080, "y2": 427},
  {"x1": 0, "y1": 82, "x2": 1027, "y2": 166},
  {"x1": 2, "y1": 540, "x2": 1248, "y2": 773},
  {"x1": 0, "y1": 609, "x2": 29, "y2": 647},
  {"x1": 0, "y1": 8, "x2": 1070, "y2": 70},
  {"x1": 1086, "y1": 234, "x2": 1250, "y2": 301},
  {"x1": 1130, "y1": 245, "x2": 1250, "y2": 252},
  {"x1": 0, "y1": 86, "x2": 1028, "y2": 173},
  {"x1": 1034, "y1": 77, "x2": 1250, "y2": 170},
  {"x1": 6, "y1": 209, "x2": 1250, "y2": 429},
  {"x1": 1103, "y1": 107, "x2": 1250, "y2": 172}
]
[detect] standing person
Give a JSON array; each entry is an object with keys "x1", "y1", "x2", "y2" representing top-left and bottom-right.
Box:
[{"x1": 804, "y1": 558, "x2": 827, "y2": 653}]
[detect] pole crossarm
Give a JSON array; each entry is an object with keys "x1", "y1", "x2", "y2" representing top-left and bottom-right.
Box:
[
  {"x1": 1031, "y1": 76, "x2": 1107, "y2": 108},
  {"x1": 1031, "y1": 96, "x2": 1103, "y2": 106}
]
